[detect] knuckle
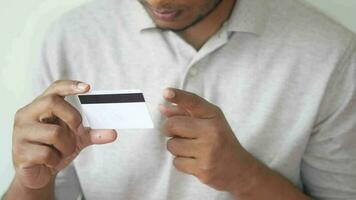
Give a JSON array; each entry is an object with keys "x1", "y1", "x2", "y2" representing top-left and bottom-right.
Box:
[
  {"x1": 14, "y1": 107, "x2": 25, "y2": 123},
  {"x1": 209, "y1": 120, "x2": 220, "y2": 133},
  {"x1": 207, "y1": 120, "x2": 223, "y2": 137},
  {"x1": 14, "y1": 109, "x2": 26, "y2": 128},
  {"x1": 172, "y1": 157, "x2": 185, "y2": 172},
  {"x1": 189, "y1": 95, "x2": 201, "y2": 108},
  {"x1": 12, "y1": 142, "x2": 26, "y2": 160},
  {"x1": 12, "y1": 128, "x2": 26, "y2": 145},
  {"x1": 200, "y1": 159, "x2": 214, "y2": 172},
  {"x1": 173, "y1": 157, "x2": 181, "y2": 169},
  {"x1": 13, "y1": 114, "x2": 30, "y2": 138},
  {"x1": 166, "y1": 139, "x2": 176, "y2": 153},
  {"x1": 204, "y1": 138, "x2": 222, "y2": 159},
  {"x1": 14, "y1": 104, "x2": 33, "y2": 126},
  {"x1": 205, "y1": 129, "x2": 219, "y2": 143},
  {"x1": 166, "y1": 118, "x2": 178, "y2": 133},
  {"x1": 199, "y1": 153, "x2": 217, "y2": 171}
]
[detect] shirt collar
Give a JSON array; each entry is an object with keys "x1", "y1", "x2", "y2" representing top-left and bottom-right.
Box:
[
  {"x1": 227, "y1": 0, "x2": 270, "y2": 35},
  {"x1": 134, "y1": 0, "x2": 270, "y2": 35},
  {"x1": 133, "y1": 0, "x2": 157, "y2": 31}
]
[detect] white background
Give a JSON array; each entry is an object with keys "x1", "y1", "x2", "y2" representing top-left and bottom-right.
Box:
[{"x1": 0, "y1": 0, "x2": 355, "y2": 194}]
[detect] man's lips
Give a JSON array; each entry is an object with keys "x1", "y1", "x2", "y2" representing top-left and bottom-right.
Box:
[{"x1": 151, "y1": 9, "x2": 181, "y2": 21}]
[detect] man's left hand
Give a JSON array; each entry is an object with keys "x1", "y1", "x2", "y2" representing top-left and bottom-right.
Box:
[{"x1": 160, "y1": 88, "x2": 259, "y2": 194}]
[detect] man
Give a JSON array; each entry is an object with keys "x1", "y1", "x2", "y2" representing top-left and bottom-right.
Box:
[{"x1": 3, "y1": 0, "x2": 356, "y2": 199}]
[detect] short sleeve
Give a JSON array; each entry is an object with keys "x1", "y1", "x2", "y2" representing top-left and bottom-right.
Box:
[
  {"x1": 54, "y1": 164, "x2": 83, "y2": 200},
  {"x1": 301, "y1": 36, "x2": 356, "y2": 199}
]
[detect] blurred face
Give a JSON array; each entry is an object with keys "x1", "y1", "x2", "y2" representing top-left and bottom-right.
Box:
[{"x1": 138, "y1": 0, "x2": 222, "y2": 32}]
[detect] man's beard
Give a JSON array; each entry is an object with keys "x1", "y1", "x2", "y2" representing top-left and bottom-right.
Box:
[{"x1": 140, "y1": 0, "x2": 223, "y2": 32}]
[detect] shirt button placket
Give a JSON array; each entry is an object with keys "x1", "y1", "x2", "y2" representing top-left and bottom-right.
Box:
[{"x1": 188, "y1": 67, "x2": 199, "y2": 77}]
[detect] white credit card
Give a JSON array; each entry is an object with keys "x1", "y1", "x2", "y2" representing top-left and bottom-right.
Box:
[{"x1": 77, "y1": 90, "x2": 154, "y2": 129}]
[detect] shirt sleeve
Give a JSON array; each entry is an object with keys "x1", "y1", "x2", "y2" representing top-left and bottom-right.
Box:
[
  {"x1": 54, "y1": 164, "x2": 83, "y2": 200},
  {"x1": 301, "y1": 35, "x2": 356, "y2": 199},
  {"x1": 33, "y1": 20, "x2": 83, "y2": 200}
]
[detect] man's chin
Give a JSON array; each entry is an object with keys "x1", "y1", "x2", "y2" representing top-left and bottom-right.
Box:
[
  {"x1": 154, "y1": 22, "x2": 191, "y2": 32},
  {"x1": 152, "y1": 11, "x2": 209, "y2": 32},
  {"x1": 154, "y1": 19, "x2": 204, "y2": 32},
  {"x1": 155, "y1": 25, "x2": 190, "y2": 32}
]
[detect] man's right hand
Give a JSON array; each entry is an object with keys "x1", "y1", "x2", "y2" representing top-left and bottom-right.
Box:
[{"x1": 11, "y1": 80, "x2": 118, "y2": 192}]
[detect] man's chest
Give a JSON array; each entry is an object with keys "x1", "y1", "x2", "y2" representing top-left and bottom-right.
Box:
[{"x1": 63, "y1": 32, "x2": 330, "y2": 198}]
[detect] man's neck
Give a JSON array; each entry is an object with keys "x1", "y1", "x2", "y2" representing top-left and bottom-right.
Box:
[{"x1": 179, "y1": 0, "x2": 236, "y2": 50}]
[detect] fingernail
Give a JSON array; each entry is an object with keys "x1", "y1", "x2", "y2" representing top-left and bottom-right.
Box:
[
  {"x1": 76, "y1": 82, "x2": 89, "y2": 91},
  {"x1": 91, "y1": 130, "x2": 118, "y2": 142},
  {"x1": 77, "y1": 124, "x2": 85, "y2": 135},
  {"x1": 163, "y1": 89, "x2": 175, "y2": 99}
]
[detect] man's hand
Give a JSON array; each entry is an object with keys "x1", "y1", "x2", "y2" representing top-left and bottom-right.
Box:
[
  {"x1": 160, "y1": 88, "x2": 258, "y2": 194},
  {"x1": 12, "y1": 80, "x2": 117, "y2": 191}
]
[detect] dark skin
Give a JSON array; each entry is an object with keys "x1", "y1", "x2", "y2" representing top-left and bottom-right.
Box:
[
  {"x1": 160, "y1": 89, "x2": 313, "y2": 199},
  {"x1": 4, "y1": 81, "x2": 117, "y2": 200},
  {"x1": 139, "y1": 0, "x2": 235, "y2": 50},
  {"x1": 4, "y1": 0, "x2": 313, "y2": 199}
]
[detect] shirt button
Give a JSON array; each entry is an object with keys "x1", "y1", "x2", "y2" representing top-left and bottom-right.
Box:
[{"x1": 189, "y1": 68, "x2": 199, "y2": 76}]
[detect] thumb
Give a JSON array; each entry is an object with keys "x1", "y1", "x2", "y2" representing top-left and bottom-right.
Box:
[{"x1": 79, "y1": 128, "x2": 118, "y2": 149}]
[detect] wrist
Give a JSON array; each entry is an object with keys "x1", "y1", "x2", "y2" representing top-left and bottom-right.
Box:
[
  {"x1": 227, "y1": 151, "x2": 267, "y2": 198},
  {"x1": 4, "y1": 175, "x2": 55, "y2": 200},
  {"x1": 227, "y1": 155, "x2": 312, "y2": 200}
]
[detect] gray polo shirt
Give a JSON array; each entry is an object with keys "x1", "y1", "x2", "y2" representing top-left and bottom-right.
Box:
[{"x1": 34, "y1": 0, "x2": 356, "y2": 199}]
